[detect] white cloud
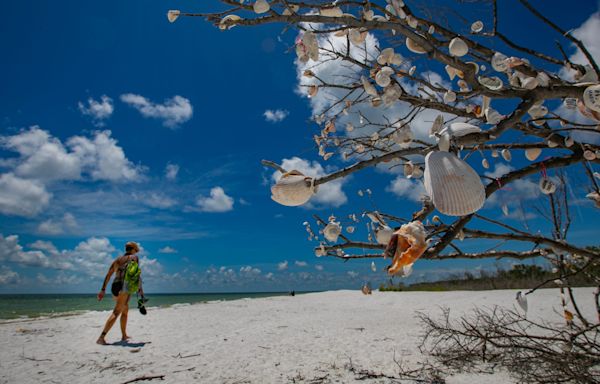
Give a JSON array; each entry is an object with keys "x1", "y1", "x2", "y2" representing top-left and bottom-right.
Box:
[
  {"x1": 165, "y1": 163, "x2": 179, "y2": 180},
  {"x1": 263, "y1": 109, "x2": 289, "y2": 123},
  {"x1": 277, "y1": 260, "x2": 289, "y2": 271},
  {"x1": 120, "y1": 94, "x2": 193, "y2": 128},
  {"x1": 196, "y1": 187, "x2": 234, "y2": 213},
  {"x1": 0, "y1": 173, "x2": 51, "y2": 217},
  {"x1": 347, "y1": 271, "x2": 359, "y2": 278},
  {"x1": 315, "y1": 265, "x2": 324, "y2": 271},
  {"x1": 78, "y1": 95, "x2": 114, "y2": 125},
  {"x1": 158, "y1": 246, "x2": 178, "y2": 254},
  {"x1": 0, "y1": 234, "x2": 53, "y2": 268},
  {"x1": 559, "y1": 10, "x2": 600, "y2": 81},
  {"x1": 132, "y1": 192, "x2": 177, "y2": 209},
  {"x1": 240, "y1": 266, "x2": 261, "y2": 275},
  {"x1": 484, "y1": 164, "x2": 540, "y2": 208},
  {"x1": 0, "y1": 266, "x2": 20, "y2": 285},
  {"x1": 273, "y1": 157, "x2": 348, "y2": 208},
  {"x1": 295, "y1": 260, "x2": 308, "y2": 267},
  {"x1": 387, "y1": 177, "x2": 427, "y2": 202},
  {"x1": 37, "y1": 213, "x2": 78, "y2": 235}
]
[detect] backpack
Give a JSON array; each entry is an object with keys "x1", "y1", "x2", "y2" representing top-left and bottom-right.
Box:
[{"x1": 124, "y1": 259, "x2": 141, "y2": 294}]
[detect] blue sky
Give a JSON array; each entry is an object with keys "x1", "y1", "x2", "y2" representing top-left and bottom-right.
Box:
[{"x1": 1, "y1": 0, "x2": 599, "y2": 293}]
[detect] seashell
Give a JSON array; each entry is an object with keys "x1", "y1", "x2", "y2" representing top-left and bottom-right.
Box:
[
  {"x1": 308, "y1": 85, "x2": 318, "y2": 98},
  {"x1": 375, "y1": 66, "x2": 394, "y2": 87},
  {"x1": 382, "y1": 84, "x2": 402, "y2": 105},
  {"x1": 362, "y1": 9, "x2": 374, "y2": 21},
  {"x1": 521, "y1": 77, "x2": 539, "y2": 90},
  {"x1": 457, "y1": 80, "x2": 469, "y2": 92},
  {"x1": 471, "y1": 21, "x2": 484, "y2": 33},
  {"x1": 406, "y1": 37, "x2": 427, "y2": 54},
  {"x1": 404, "y1": 162, "x2": 413, "y2": 177},
  {"x1": 428, "y1": 25, "x2": 435, "y2": 34},
  {"x1": 444, "y1": 122, "x2": 481, "y2": 137},
  {"x1": 491, "y1": 52, "x2": 508, "y2": 72},
  {"x1": 438, "y1": 132, "x2": 450, "y2": 152},
  {"x1": 449, "y1": 37, "x2": 468, "y2": 57},
  {"x1": 528, "y1": 104, "x2": 548, "y2": 120},
  {"x1": 384, "y1": 221, "x2": 428, "y2": 275},
  {"x1": 583, "y1": 84, "x2": 600, "y2": 113},
  {"x1": 323, "y1": 222, "x2": 342, "y2": 242},
  {"x1": 478, "y1": 76, "x2": 503, "y2": 90},
  {"x1": 525, "y1": 147, "x2": 541, "y2": 161},
  {"x1": 319, "y1": 6, "x2": 343, "y2": 17},
  {"x1": 406, "y1": 15, "x2": 418, "y2": 28},
  {"x1": 349, "y1": 29, "x2": 367, "y2": 45},
  {"x1": 485, "y1": 108, "x2": 503, "y2": 124},
  {"x1": 536, "y1": 72, "x2": 550, "y2": 87},
  {"x1": 564, "y1": 136, "x2": 574, "y2": 147},
  {"x1": 584, "y1": 150, "x2": 597, "y2": 161},
  {"x1": 253, "y1": 0, "x2": 270, "y2": 14},
  {"x1": 430, "y1": 115, "x2": 444, "y2": 136},
  {"x1": 482, "y1": 158, "x2": 489, "y2": 169},
  {"x1": 167, "y1": 10, "x2": 181, "y2": 23},
  {"x1": 443, "y1": 90, "x2": 456, "y2": 103},
  {"x1": 345, "y1": 123, "x2": 354, "y2": 132},
  {"x1": 315, "y1": 244, "x2": 326, "y2": 257},
  {"x1": 507, "y1": 57, "x2": 527, "y2": 68},
  {"x1": 539, "y1": 178, "x2": 556, "y2": 195},
  {"x1": 392, "y1": 126, "x2": 413, "y2": 147},
  {"x1": 586, "y1": 192, "x2": 600, "y2": 208},
  {"x1": 377, "y1": 48, "x2": 395, "y2": 65},
  {"x1": 445, "y1": 65, "x2": 460, "y2": 81},
  {"x1": 361, "y1": 76, "x2": 378, "y2": 96},
  {"x1": 564, "y1": 98, "x2": 577, "y2": 110},
  {"x1": 423, "y1": 151, "x2": 486, "y2": 216},
  {"x1": 411, "y1": 166, "x2": 423, "y2": 179},
  {"x1": 271, "y1": 170, "x2": 317, "y2": 206},
  {"x1": 501, "y1": 149, "x2": 512, "y2": 161},
  {"x1": 502, "y1": 204, "x2": 509, "y2": 216},
  {"x1": 282, "y1": 5, "x2": 300, "y2": 15},
  {"x1": 409, "y1": 66, "x2": 416, "y2": 76},
  {"x1": 491, "y1": 149, "x2": 499, "y2": 158},
  {"x1": 346, "y1": 226, "x2": 355, "y2": 234},
  {"x1": 376, "y1": 226, "x2": 394, "y2": 245},
  {"x1": 516, "y1": 291, "x2": 528, "y2": 312},
  {"x1": 371, "y1": 261, "x2": 377, "y2": 272},
  {"x1": 219, "y1": 14, "x2": 242, "y2": 29},
  {"x1": 546, "y1": 135, "x2": 560, "y2": 148}
]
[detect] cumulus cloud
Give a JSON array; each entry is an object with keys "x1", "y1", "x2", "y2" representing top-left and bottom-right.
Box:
[
  {"x1": 0, "y1": 234, "x2": 53, "y2": 268},
  {"x1": 158, "y1": 246, "x2": 178, "y2": 254},
  {"x1": 0, "y1": 266, "x2": 20, "y2": 285},
  {"x1": 120, "y1": 94, "x2": 193, "y2": 128},
  {"x1": 273, "y1": 157, "x2": 348, "y2": 208},
  {"x1": 559, "y1": 10, "x2": 600, "y2": 81},
  {"x1": 347, "y1": 271, "x2": 359, "y2": 278},
  {"x1": 484, "y1": 164, "x2": 540, "y2": 208},
  {"x1": 263, "y1": 109, "x2": 289, "y2": 123},
  {"x1": 165, "y1": 163, "x2": 179, "y2": 180},
  {"x1": 295, "y1": 260, "x2": 308, "y2": 267},
  {"x1": 277, "y1": 260, "x2": 289, "y2": 271},
  {"x1": 37, "y1": 213, "x2": 78, "y2": 235},
  {"x1": 196, "y1": 187, "x2": 234, "y2": 213},
  {"x1": 78, "y1": 95, "x2": 114, "y2": 125},
  {"x1": 315, "y1": 265, "x2": 324, "y2": 271},
  {"x1": 240, "y1": 266, "x2": 261, "y2": 275},
  {"x1": 132, "y1": 192, "x2": 177, "y2": 209},
  {"x1": 387, "y1": 177, "x2": 427, "y2": 202},
  {"x1": 0, "y1": 173, "x2": 51, "y2": 217}
]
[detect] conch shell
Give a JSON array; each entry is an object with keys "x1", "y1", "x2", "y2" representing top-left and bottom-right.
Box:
[{"x1": 384, "y1": 221, "x2": 428, "y2": 275}]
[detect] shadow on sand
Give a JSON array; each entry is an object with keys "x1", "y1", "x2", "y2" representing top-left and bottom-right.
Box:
[{"x1": 109, "y1": 340, "x2": 150, "y2": 348}]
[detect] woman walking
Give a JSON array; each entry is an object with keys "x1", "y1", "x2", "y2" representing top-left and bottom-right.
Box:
[{"x1": 96, "y1": 242, "x2": 144, "y2": 345}]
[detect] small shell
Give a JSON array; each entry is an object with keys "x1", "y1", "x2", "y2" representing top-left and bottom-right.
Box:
[
  {"x1": 491, "y1": 52, "x2": 509, "y2": 72},
  {"x1": 346, "y1": 226, "x2": 355, "y2": 234},
  {"x1": 528, "y1": 104, "x2": 548, "y2": 120},
  {"x1": 323, "y1": 222, "x2": 342, "y2": 242},
  {"x1": 409, "y1": 66, "x2": 416, "y2": 76},
  {"x1": 349, "y1": 29, "x2": 367, "y2": 45},
  {"x1": 167, "y1": 10, "x2": 181, "y2": 23},
  {"x1": 564, "y1": 136, "x2": 574, "y2": 147},
  {"x1": 584, "y1": 150, "x2": 597, "y2": 161},
  {"x1": 371, "y1": 261, "x2": 377, "y2": 272},
  {"x1": 547, "y1": 135, "x2": 560, "y2": 148},
  {"x1": 362, "y1": 9, "x2": 374, "y2": 21},
  {"x1": 253, "y1": 0, "x2": 270, "y2": 14},
  {"x1": 478, "y1": 76, "x2": 503, "y2": 91},
  {"x1": 486, "y1": 108, "x2": 503, "y2": 124},
  {"x1": 443, "y1": 90, "x2": 456, "y2": 103},
  {"x1": 430, "y1": 115, "x2": 444, "y2": 136},
  {"x1": 482, "y1": 158, "x2": 489, "y2": 169},
  {"x1": 516, "y1": 291, "x2": 528, "y2": 312},
  {"x1": 375, "y1": 66, "x2": 394, "y2": 87},
  {"x1": 536, "y1": 72, "x2": 550, "y2": 87},
  {"x1": 319, "y1": 6, "x2": 343, "y2": 17},
  {"x1": 583, "y1": 84, "x2": 600, "y2": 113},
  {"x1": 271, "y1": 170, "x2": 316, "y2": 206},
  {"x1": 308, "y1": 85, "x2": 319, "y2": 98},
  {"x1": 406, "y1": 15, "x2": 418, "y2": 28},
  {"x1": 525, "y1": 147, "x2": 541, "y2": 161},
  {"x1": 501, "y1": 149, "x2": 512, "y2": 161},
  {"x1": 449, "y1": 37, "x2": 468, "y2": 57},
  {"x1": 586, "y1": 192, "x2": 600, "y2": 208},
  {"x1": 377, "y1": 48, "x2": 395, "y2": 65},
  {"x1": 491, "y1": 149, "x2": 499, "y2": 158},
  {"x1": 428, "y1": 25, "x2": 435, "y2": 34},
  {"x1": 471, "y1": 21, "x2": 484, "y2": 33},
  {"x1": 438, "y1": 133, "x2": 450, "y2": 152},
  {"x1": 411, "y1": 166, "x2": 423, "y2": 179},
  {"x1": 502, "y1": 204, "x2": 509, "y2": 216},
  {"x1": 539, "y1": 178, "x2": 556, "y2": 195},
  {"x1": 375, "y1": 226, "x2": 394, "y2": 245},
  {"x1": 406, "y1": 37, "x2": 427, "y2": 54},
  {"x1": 521, "y1": 77, "x2": 539, "y2": 90},
  {"x1": 219, "y1": 14, "x2": 241, "y2": 30},
  {"x1": 404, "y1": 162, "x2": 413, "y2": 177},
  {"x1": 361, "y1": 76, "x2": 378, "y2": 96}
]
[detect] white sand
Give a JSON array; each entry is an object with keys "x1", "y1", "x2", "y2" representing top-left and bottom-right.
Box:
[{"x1": 1, "y1": 288, "x2": 595, "y2": 383}]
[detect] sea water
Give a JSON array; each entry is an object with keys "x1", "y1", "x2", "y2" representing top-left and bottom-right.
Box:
[{"x1": 0, "y1": 292, "x2": 294, "y2": 321}]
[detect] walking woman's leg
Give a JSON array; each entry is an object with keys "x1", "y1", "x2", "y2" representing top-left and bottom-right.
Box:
[
  {"x1": 96, "y1": 299, "x2": 122, "y2": 345},
  {"x1": 119, "y1": 293, "x2": 130, "y2": 340}
]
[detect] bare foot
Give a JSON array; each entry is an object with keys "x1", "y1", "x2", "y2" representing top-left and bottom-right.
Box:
[
  {"x1": 96, "y1": 337, "x2": 107, "y2": 345},
  {"x1": 121, "y1": 335, "x2": 131, "y2": 341}
]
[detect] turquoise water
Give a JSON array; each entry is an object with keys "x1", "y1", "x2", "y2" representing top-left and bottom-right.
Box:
[{"x1": 0, "y1": 292, "x2": 295, "y2": 321}]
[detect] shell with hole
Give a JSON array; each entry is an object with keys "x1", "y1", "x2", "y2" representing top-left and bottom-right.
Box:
[
  {"x1": 323, "y1": 221, "x2": 342, "y2": 242},
  {"x1": 471, "y1": 21, "x2": 484, "y2": 33},
  {"x1": 384, "y1": 221, "x2": 428, "y2": 276},
  {"x1": 271, "y1": 170, "x2": 317, "y2": 206},
  {"x1": 539, "y1": 178, "x2": 556, "y2": 195},
  {"x1": 423, "y1": 151, "x2": 486, "y2": 216}
]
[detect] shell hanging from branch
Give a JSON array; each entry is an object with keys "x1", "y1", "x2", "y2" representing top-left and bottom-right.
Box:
[
  {"x1": 525, "y1": 147, "x2": 542, "y2": 161},
  {"x1": 384, "y1": 221, "x2": 428, "y2": 276},
  {"x1": 323, "y1": 221, "x2": 342, "y2": 242},
  {"x1": 253, "y1": 0, "x2": 270, "y2": 14},
  {"x1": 424, "y1": 151, "x2": 486, "y2": 216},
  {"x1": 449, "y1": 37, "x2": 468, "y2": 57},
  {"x1": 375, "y1": 226, "x2": 394, "y2": 245},
  {"x1": 271, "y1": 170, "x2": 317, "y2": 206}
]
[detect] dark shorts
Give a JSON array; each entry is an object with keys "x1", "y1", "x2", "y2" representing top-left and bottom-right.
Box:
[{"x1": 111, "y1": 281, "x2": 123, "y2": 297}]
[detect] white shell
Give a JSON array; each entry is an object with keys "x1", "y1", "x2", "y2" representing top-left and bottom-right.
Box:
[
  {"x1": 375, "y1": 226, "x2": 394, "y2": 245},
  {"x1": 564, "y1": 136, "x2": 574, "y2": 147},
  {"x1": 525, "y1": 147, "x2": 541, "y2": 161},
  {"x1": 443, "y1": 90, "x2": 456, "y2": 103},
  {"x1": 423, "y1": 151, "x2": 486, "y2": 216},
  {"x1": 167, "y1": 10, "x2": 180, "y2": 23},
  {"x1": 584, "y1": 150, "x2": 597, "y2": 161},
  {"x1": 449, "y1": 37, "x2": 468, "y2": 57},
  {"x1": 271, "y1": 171, "x2": 316, "y2": 206},
  {"x1": 320, "y1": 6, "x2": 343, "y2": 17},
  {"x1": 521, "y1": 77, "x2": 539, "y2": 90},
  {"x1": 406, "y1": 37, "x2": 427, "y2": 54},
  {"x1": 478, "y1": 76, "x2": 503, "y2": 90},
  {"x1": 346, "y1": 226, "x2": 355, "y2": 234},
  {"x1": 444, "y1": 122, "x2": 481, "y2": 137},
  {"x1": 371, "y1": 261, "x2": 376, "y2": 272},
  {"x1": 583, "y1": 84, "x2": 600, "y2": 113},
  {"x1": 253, "y1": 0, "x2": 270, "y2": 14},
  {"x1": 375, "y1": 66, "x2": 394, "y2": 87},
  {"x1": 501, "y1": 149, "x2": 512, "y2": 161},
  {"x1": 471, "y1": 21, "x2": 484, "y2": 33},
  {"x1": 219, "y1": 14, "x2": 242, "y2": 30},
  {"x1": 438, "y1": 132, "x2": 450, "y2": 152},
  {"x1": 482, "y1": 158, "x2": 489, "y2": 169},
  {"x1": 361, "y1": 76, "x2": 378, "y2": 96},
  {"x1": 323, "y1": 222, "x2": 342, "y2": 242},
  {"x1": 539, "y1": 178, "x2": 556, "y2": 195},
  {"x1": 491, "y1": 52, "x2": 509, "y2": 72},
  {"x1": 528, "y1": 104, "x2": 548, "y2": 119},
  {"x1": 516, "y1": 291, "x2": 528, "y2": 312}
]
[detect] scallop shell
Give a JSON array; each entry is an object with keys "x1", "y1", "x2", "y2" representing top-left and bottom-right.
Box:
[
  {"x1": 253, "y1": 0, "x2": 270, "y2": 14},
  {"x1": 583, "y1": 84, "x2": 600, "y2": 113},
  {"x1": 271, "y1": 170, "x2": 316, "y2": 206},
  {"x1": 423, "y1": 151, "x2": 486, "y2": 216},
  {"x1": 323, "y1": 222, "x2": 342, "y2": 242},
  {"x1": 539, "y1": 178, "x2": 556, "y2": 195},
  {"x1": 375, "y1": 226, "x2": 394, "y2": 245},
  {"x1": 384, "y1": 221, "x2": 428, "y2": 275},
  {"x1": 406, "y1": 37, "x2": 427, "y2": 54},
  {"x1": 167, "y1": 10, "x2": 181, "y2": 23},
  {"x1": 525, "y1": 147, "x2": 541, "y2": 161},
  {"x1": 471, "y1": 21, "x2": 484, "y2": 33},
  {"x1": 449, "y1": 37, "x2": 468, "y2": 57}
]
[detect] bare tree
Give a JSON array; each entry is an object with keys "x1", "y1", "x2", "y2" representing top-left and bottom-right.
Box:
[{"x1": 167, "y1": 0, "x2": 600, "y2": 381}]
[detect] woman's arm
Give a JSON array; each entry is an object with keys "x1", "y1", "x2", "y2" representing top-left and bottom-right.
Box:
[{"x1": 97, "y1": 261, "x2": 116, "y2": 301}]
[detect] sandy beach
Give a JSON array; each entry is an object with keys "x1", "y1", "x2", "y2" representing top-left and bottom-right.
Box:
[{"x1": 1, "y1": 288, "x2": 595, "y2": 383}]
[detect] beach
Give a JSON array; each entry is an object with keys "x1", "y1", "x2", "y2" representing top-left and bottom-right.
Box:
[{"x1": 1, "y1": 288, "x2": 595, "y2": 383}]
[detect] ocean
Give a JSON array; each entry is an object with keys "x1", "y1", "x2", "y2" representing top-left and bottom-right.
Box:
[{"x1": 0, "y1": 292, "x2": 296, "y2": 322}]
